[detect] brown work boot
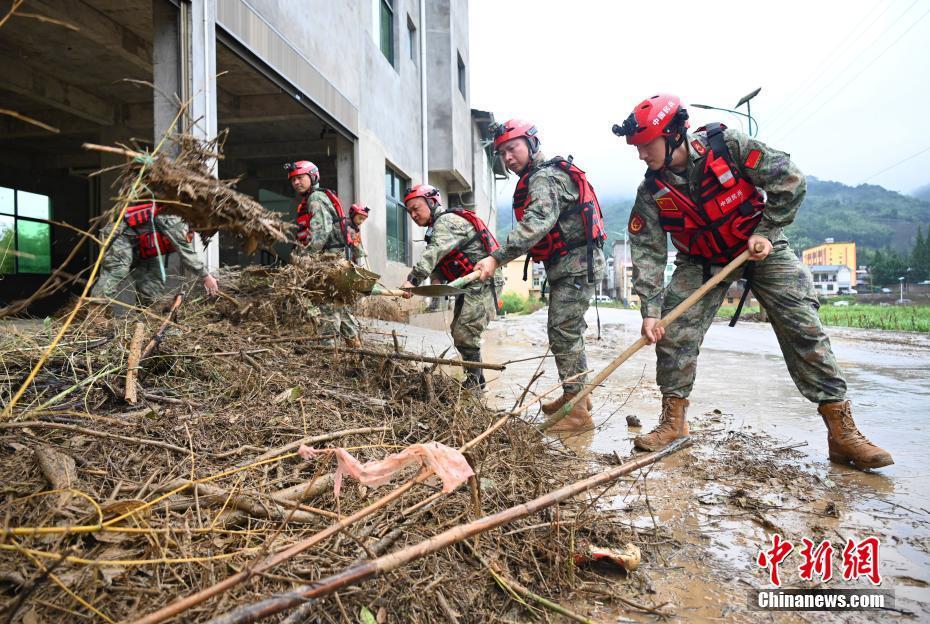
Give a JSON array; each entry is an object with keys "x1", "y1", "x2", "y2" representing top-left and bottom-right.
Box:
[
  {"x1": 547, "y1": 393, "x2": 594, "y2": 433},
  {"x1": 343, "y1": 335, "x2": 361, "y2": 349},
  {"x1": 542, "y1": 391, "x2": 592, "y2": 415},
  {"x1": 634, "y1": 397, "x2": 689, "y2": 451},
  {"x1": 818, "y1": 401, "x2": 893, "y2": 469}
]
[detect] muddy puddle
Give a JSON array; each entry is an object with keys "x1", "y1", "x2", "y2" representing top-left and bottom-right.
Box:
[{"x1": 389, "y1": 304, "x2": 930, "y2": 621}]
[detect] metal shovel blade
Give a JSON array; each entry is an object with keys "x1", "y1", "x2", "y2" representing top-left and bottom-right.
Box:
[
  {"x1": 336, "y1": 266, "x2": 381, "y2": 293},
  {"x1": 404, "y1": 283, "x2": 466, "y2": 296}
]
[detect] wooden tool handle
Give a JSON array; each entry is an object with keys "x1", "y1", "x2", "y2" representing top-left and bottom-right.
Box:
[
  {"x1": 370, "y1": 285, "x2": 406, "y2": 297},
  {"x1": 447, "y1": 270, "x2": 482, "y2": 289}
]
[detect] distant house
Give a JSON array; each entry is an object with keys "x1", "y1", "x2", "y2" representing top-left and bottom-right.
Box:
[
  {"x1": 802, "y1": 239, "x2": 857, "y2": 287},
  {"x1": 809, "y1": 265, "x2": 853, "y2": 295},
  {"x1": 501, "y1": 255, "x2": 543, "y2": 300}
]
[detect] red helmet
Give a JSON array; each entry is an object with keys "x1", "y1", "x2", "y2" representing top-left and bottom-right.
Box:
[
  {"x1": 492, "y1": 118, "x2": 539, "y2": 153},
  {"x1": 613, "y1": 94, "x2": 689, "y2": 146},
  {"x1": 350, "y1": 204, "x2": 370, "y2": 218},
  {"x1": 284, "y1": 160, "x2": 319, "y2": 185},
  {"x1": 403, "y1": 184, "x2": 441, "y2": 209}
]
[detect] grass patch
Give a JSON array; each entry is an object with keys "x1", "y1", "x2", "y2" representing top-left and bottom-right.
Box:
[
  {"x1": 500, "y1": 292, "x2": 545, "y2": 315},
  {"x1": 714, "y1": 303, "x2": 930, "y2": 332}
]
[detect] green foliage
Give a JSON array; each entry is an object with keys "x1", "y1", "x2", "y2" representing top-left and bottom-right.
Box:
[
  {"x1": 818, "y1": 304, "x2": 930, "y2": 333},
  {"x1": 785, "y1": 177, "x2": 930, "y2": 254},
  {"x1": 500, "y1": 292, "x2": 544, "y2": 315}
]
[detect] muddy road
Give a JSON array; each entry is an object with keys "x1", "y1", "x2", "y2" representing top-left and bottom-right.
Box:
[{"x1": 394, "y1": 306, "x2": 930, "y2": 621}]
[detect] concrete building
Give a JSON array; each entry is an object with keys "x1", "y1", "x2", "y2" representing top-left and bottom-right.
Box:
[
  {"x1": 809, "y1": 265, "x2": 853, "y2": 295},
  {"x1": 0, "y1": 0, "x2": 499, "y2": 314},
  {"x1": 802, "y1": 239, "x2": 857, "y2": 287}
]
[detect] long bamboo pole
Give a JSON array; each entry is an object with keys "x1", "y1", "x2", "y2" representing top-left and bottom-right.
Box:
[
  {"x1": 208, "y1": 438, "x2": 692, "y2": 624},
  {"x1": 540, "y1": 245, "x2": 761, "y2": 431},
  {"x1": 300, "y1": 344, "x2": 506, "y2": 371}
]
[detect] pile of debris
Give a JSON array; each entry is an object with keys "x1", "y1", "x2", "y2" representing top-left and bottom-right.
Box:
[
  {"x1": 86, "y1": 132, "x2": 292, "y2": 253},
  {"x1": 0, "y1": 269, "x2": 645, "y2": 624}
]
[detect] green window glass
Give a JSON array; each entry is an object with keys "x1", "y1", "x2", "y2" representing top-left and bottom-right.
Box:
[
  {"x1": 384, "y1": 165, "x2": 409, "y2": 264},
  {"x1": 380, "y1": 0, "x2": 394, "y2": 65},
  {"x1": 0, "y1": 186, "x2": 52, "y2": 275}
]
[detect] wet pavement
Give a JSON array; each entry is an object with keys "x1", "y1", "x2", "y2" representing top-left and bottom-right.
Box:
[{"x1": 382, "y1": 305, "x2": 930, "y2": 621}]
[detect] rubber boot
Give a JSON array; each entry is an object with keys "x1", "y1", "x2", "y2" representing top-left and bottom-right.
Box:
[
  {"x1": 634, "y1": 397, "x2": 689, "y2": 451},
  {"x1": 818, "y1": 401, "x2": 893, "y2": 469},
  {"x1": 547, "y1": 392, "x2": 594, "y2": 432},
  {"x1": 459, "y1": 349, "x2": 485, "y2": 391},
  {"x1": 344, "y1": 335, "x2": 361, "y2": 349},
  {"x1": 541, "y1": 391, "x2": 592, "y2": 415}
]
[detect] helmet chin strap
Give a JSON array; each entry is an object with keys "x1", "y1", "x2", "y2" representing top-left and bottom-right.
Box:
[{"x1": 663, "y1": 127, "x2": 687, "y2": 168}]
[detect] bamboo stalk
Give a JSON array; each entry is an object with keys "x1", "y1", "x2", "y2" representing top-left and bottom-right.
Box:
[
  {"x1": 541, "y1": 246, "x2": 760, "y2": 431},
  {"x1": 300, "y1": 344, "x2": 506, "y2": 371},
  {"x1": 207, "y1": 438, "x2": 692, "y2": 624},
  {"x1": 124, "y1": 322, "x2": 145, "y2": 404}
]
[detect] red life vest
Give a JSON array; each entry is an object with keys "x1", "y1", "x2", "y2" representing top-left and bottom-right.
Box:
[
  {"x1": 295, "y1": 188, "x2": 351, "y2": 256},
  {"x1": 646, "y1": 123, "x2": 765, "y2": 264},
  {"x1": 431, "y1": 209, "x2": 501, "y2": 281},
  {"x1": 512, "y1": 156, "x2": 607, "y2": 282},
  {"x1": 124, "y1": 202, "x2": 178, "y2": 259}
]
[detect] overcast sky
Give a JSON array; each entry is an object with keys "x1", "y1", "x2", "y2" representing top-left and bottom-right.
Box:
[{"x1": 469, "y1": 0, "x2": 930, "y2": 201}]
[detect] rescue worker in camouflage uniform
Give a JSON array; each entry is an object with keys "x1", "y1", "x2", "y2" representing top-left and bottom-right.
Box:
[
  {"x1": 475, "y1": 120, "x2": 607, "y2": 431},
  {"x1": 614, "y1": 93, "x2": 892, "y2": 469},
  {"x1": 286, "y1": 160, "x2": 360, "y2": 348},
  {"x1": 347, "y1": 204, "x2": 370, "y2": 267},
  {"x1": 401, "y1": 184, "x2": 499, "y2": 389},
  {"x1": 90, "y1": 202, "x2": 219, "y2": 312}
]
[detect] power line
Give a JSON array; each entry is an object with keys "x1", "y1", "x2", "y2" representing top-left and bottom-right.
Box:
[
  {"x1": 863, "y1": 145, "x2": 930, "y2": 182},
  {"x1": 765, "y1": 0, "x2": 922, "y2": 139},
  {"x1": 765, "y1": 1, "x2": 894, "y2": 129},
  {"x1": 770, "y1": 6, "x2": 930, "y2": 142}
]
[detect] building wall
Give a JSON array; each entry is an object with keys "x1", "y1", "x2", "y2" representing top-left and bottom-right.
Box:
[{"x1": 802, "y1": 242, "x2": 857, "y2": 287}]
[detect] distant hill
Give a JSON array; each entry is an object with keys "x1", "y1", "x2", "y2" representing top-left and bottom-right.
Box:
[
  {"x1": 787, "y1": 177, "x2": 930, "y2": 253},
  {"x1": 496, "y1": 176, "x2": 930, "y2": 257}
]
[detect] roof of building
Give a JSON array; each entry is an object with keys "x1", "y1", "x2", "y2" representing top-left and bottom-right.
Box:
[{"x1": 809, "y1": 265, "x2": 850, "y2": 272}]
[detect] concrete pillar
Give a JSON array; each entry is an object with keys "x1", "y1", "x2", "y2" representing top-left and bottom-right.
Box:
[
  {"x1": 187, "y1": 0, "x2": 219, "y2": 270},
  {"x1": 335, "y1": 135, "x2": 355, "y2": 205},
  {"x1": 152, "y1": 0, "x2": 181, "y2": 153}
]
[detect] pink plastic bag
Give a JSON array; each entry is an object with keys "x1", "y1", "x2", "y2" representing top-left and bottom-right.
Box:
[{"x1": 298, "y1": 441, "x2": 474, "y2": 497}]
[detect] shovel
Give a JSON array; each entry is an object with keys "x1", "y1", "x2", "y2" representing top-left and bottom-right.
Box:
[
  {"x1": 370, "y1": 270, "x2": 482, "y2": 297},
  {"x1": 541, "y1": 244, "x2": 763, "y2": 431}
]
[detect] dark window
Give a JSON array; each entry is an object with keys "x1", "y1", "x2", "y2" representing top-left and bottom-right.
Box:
[
  {"x1": 457, "y1": 52, "x2": 466, "y2": 97},
  {"x1": 380, "y1": 0, "x2": 394, "y2": 65},
  {"x1": 385, "y1": 165, "x2": 409, "y2": 264},
  {"x1": 0, "y1": 186, "x2": 51, "y2": 274},
  {"x1": 407, "y1": 16, "x2": 416, "y2": 62}
]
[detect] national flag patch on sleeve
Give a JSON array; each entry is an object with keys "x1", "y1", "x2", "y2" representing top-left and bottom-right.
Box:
[
  {"x1": 628, "y1": 212, "x2": 645, "y2": 234},
  {"x1": 744, "y1": 149, "x2": 763, "y2": 169}
]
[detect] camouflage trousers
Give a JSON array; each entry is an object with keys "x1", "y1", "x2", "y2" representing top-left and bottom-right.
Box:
[
  {"x1": 548, "y1": 275, "x2": 595, "y2": 394},
  {"x1": 451, "y1": 283, "x2": 496, "y2": 353},
  {"x1": 91, "y1": 233, "x2": 169, "y2": 307},
  {"x1": 657, "y1": 246, "x2": 846, "y2": 403},
  {"x1": 316, "y1": 304, "x2": 358, "y2": 346}
]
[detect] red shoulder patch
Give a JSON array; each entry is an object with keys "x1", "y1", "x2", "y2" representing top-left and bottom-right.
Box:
[
  {"x1": 744, "y1": 149, "x2": 763, "y2": 169},
  {"x1": 690, "y1": 140, "x2": 706, "y2": 156},
  {"x1": 628, "y1": 212, "x2": 645, "y2": 234}
]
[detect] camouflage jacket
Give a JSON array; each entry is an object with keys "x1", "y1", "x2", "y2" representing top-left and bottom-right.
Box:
[
  {"x1": 347, "y1": 224, "x2": 367, "y2": 265},
  {"x1": 491, "y1": 152, "x2": 606, "y2": 283},
  {"x1": 628, "y1": 127, "x2": 805, "y2": 318},
  {"x1": 121, "y1": 213, "x2": 207, "y2": 277},
  {"x1": 303, "y1": 189, "x2": 348, "y2": 254},
  {"x1": 408, "y1": 208, "x2": 494, "y2": 289}
]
